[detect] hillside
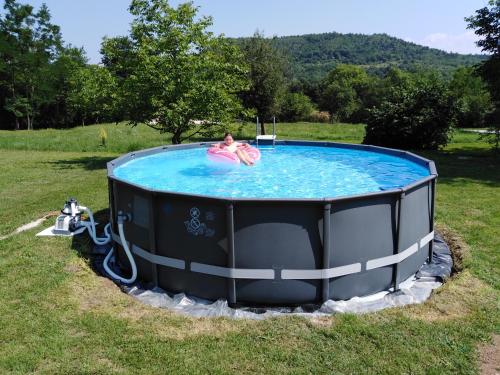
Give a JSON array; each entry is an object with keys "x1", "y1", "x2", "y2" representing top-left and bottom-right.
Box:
[{"x1": 238, "y1": 32, "x2": 486, "y2": 81}]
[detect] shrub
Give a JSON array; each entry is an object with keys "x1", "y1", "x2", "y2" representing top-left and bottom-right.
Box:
[
  {"x1": 479, "y1": 105, "x2": 500, "y2": 152},
  {"x1": 363, "y1": 79, "x2": 456, "y2": 150},
  {"x1": 126, "y1": 141, "x2": 142, "y2": 153},
  {"x1": 449, "y1": 67, "x2": 492, "y2": 128},
  {"x1": 280, "y1": 92, "x2": 315, "y2": 122},
  {"x1": 99, "y1": 127, "x2": 108, "y2": 147},
  {"x1": 305, "y1": 110, "x2": 330, "y2": 123},
  {"x1": 320, "y1": 64, "x2": 379, "y2": 123}
]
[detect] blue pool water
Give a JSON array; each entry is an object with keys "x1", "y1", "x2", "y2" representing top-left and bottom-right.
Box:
[{"x1": 113, "y1": 145, "x2": 430, "y2": 199}]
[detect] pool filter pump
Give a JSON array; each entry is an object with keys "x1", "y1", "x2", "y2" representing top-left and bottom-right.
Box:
[
  {"x1": 54, "y1": 198, "x2": 82, "y2": 235},
  {"x1": 51, "y1": 197, "x2": 137, "y2": 284}
]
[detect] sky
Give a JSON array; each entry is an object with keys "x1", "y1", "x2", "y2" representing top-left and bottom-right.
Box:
[{"x1": 13, "y1": 0, "x2": 491, "y2": 63}]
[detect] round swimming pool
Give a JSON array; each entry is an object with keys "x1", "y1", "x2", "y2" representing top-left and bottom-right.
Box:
[{"x1": 107, "y1": 141, "x2": 437, "y2": 305}]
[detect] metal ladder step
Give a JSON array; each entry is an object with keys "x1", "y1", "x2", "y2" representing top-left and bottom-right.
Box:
[{"x1": 255, "y1": 116, "x2": 276, "y2": 147}]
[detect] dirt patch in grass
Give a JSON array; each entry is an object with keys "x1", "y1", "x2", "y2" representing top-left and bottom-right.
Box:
[
  {"x1": 401, "y1": 226, "x2": 495, "y2": 322},
  {"x1": 436, "y1": 223, "x2": 471, "y2": 274},
  {"x1": 64, "y1": 263, "x2": 84, "y2": 274},
  {"x1": 408, "y1": 271, "x2": 494, "y2": 321},
  {"x1": 308, "y1": 316, "x2": 334, "y2": 328},
  {"x1": 479, "y1": 334, "x2": 500, "y2": 375},
  {"x1": 0, "y1": 211, "x2": 59, "y2": 240},
  {"x1": 59, "y1": 257, "x2": 247, "y2": 340}
]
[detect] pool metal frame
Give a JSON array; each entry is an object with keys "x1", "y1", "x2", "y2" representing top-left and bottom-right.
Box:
[{"x1": 107, "y1": 140, "x2": 437, "y2": 306}]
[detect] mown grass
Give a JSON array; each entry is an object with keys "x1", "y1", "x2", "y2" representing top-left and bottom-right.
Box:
[
  {"x1": 0, "y1": 122, "x2": 498, "y2": 374},
  {"x1": 0, "y1": 121, "x2": 364, "y2": 153}
]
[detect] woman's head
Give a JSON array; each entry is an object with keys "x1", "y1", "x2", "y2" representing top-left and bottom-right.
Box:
[{"x1": 223, "y1": 132, "x2": 234, "y2": 145}]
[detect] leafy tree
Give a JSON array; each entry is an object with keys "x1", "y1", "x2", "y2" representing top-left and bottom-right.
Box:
[
  {"x1": 0, "y1": 0, "x2": 63, "y2": 130},
  {"x1": 364, "y1": 74, "x2": 456, "y2": 150},
  {"x1": 4, "y1": 96, "x2": 30, "y2": 125},
  {"x1": 449, "y1": 67, "x2": 492, "y2": 128},
  {"x1": 320, "y1": 64, "x2": 378, "y2": 123},
  {"x1": 239, "y1": 32, "x2": 287, "y2": 134},
  {"x1": 466, "y1": 0, "x2": 500, "y2": 151},
  {"x1": 112, "y1": 0, "x2": 248, "y2": 144},
  {"x1": 100, "y1": 36, "x2": 136, "y2": 80},
  {"x1": 280, "y1": 92, "x2": 315, "y2": 122},
  {"x1": 290, "y1": 78, "x2": 322, "y2": 106},
  {"x1": 0, "y1": 0, "x2": 34, "y2": 129},
  {"x1": 479, "y1": 108, "x2": 500, "y2": 151},
  {"x1": 378, "y1": 67, "x2": 414, "y2": 92},
  {"x1": 68, "y1": 65, "x2": 117, "y2": 126},
  {"x1": 100, "y1": 36, "x2": 137, "y2": 123},
  {"x1": 466, "y1": 0, "x2": 500, "y2": 61},
  {"x1": 42, "y1": 47, "x2": 87, "y2": 128}
]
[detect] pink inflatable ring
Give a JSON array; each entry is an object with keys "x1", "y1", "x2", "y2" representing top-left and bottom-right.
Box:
[{"x1": 207, "y1": 144, "x2": 261, "y2": 164}]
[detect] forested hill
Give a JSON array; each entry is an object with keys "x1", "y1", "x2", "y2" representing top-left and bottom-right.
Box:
[{"x1": 239, "y1": 32, "x2": 486, "y2": 81}]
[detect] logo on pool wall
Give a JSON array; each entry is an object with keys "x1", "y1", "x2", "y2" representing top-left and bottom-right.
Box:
[{"x1": 184, "y1": 207, "x2": 215, "y2": 237}]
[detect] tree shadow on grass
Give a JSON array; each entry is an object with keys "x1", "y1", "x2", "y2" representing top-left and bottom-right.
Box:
[
  {"x1": 49, "y1": 156, "x2": 115, "y2": 171},
  {"x1": 418, "y1": 149, "x2": 500, "y2": 188}
]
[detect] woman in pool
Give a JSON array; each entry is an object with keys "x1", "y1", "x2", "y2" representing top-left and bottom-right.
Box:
[{"x1": 214, "y1": 132, "x2": 255, "y2": 165}]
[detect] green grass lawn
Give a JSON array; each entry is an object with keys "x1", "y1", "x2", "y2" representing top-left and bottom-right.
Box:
[
  {"x1": 0, "y1": 123, "x2": 498, "y2": 374},
  {"x1": 0, "y1": 121, "x2": 365, "y2": 153}
]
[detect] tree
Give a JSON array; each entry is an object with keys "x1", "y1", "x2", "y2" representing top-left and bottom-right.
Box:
[
  {"x1": 449, "y1": 67, "x2": 492, "y2": 128},
  {"x1": 290, "y1": 78, "x2": 322, "y2": 107},
  {"x1": 100, "y1": 36, "x2": 137, "y2": 123},
  {"x1": 320, "y1": 64, "x2": 378, "y2": 123},
  {"x1": 100, "y1": 36, "x2": 136, "y2": 80},
  {"x1": 466, "y1": 0, "x2": 500, "y2": 59},
  {"x1": 0, "y1": 0, "x2": 35, "y2": 130},
  {"x1": 239, "y1": 32, "x2": 287, "y2": 134},
  {"x1": 364, "y1": 73, "x2": 456, "y2": 150},
  {"x1": 0, "y1": 0, "x2": 63, "y2": 130},
  {"x1": 466, "y1": 0, "x2": 500, "y2": 151},
  {"x1": 378, "y1": 67, "x2": 414, "y2": 93},
  {"x1": 112, "y1": 0, "x2": 248, "y2": 144},
  {"x1": 280, "y1": 92, "x2": 315, "y2": 122},
  {"x1": 42, "y1": 46, "x2": 87, "y2": 128},
  {"x1": 480, "y1": 108, "x2": 500, "y2": 151},
  {"x1": 68, "y1": 65, "x2": 117, "y2": 126}
]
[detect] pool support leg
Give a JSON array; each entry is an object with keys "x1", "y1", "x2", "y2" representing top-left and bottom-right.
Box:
[
  {"x1": 322, "y1": 203, "x2": 331, "y2": 302},
  {"x1": 108, "y1": 179, "x2": 115, "y2": 234},
  {"x1": 428, "y1": 179, "x2": 436, "y2": 263},
  {"x1": 393, "y1": 192, "x2": 404, "y2": 291},
  {"x1": 149, "y1": 193, "x2": 159, "y2": 287},
  {"x1": 226, "y1": 203, "x2": 236, "y2": 305}
]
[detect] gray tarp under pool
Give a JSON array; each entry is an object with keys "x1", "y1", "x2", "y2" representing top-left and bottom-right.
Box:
[{"x1": 93, "y1": 233, "x2": 452, "y2": 319}]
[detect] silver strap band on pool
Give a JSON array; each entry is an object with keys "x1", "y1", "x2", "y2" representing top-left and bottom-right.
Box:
[
  {"x1": 281, "y1": 263, "x2": 362, "y2": 280},
  {"x1": 112, "y1": 232, "x2": 273, "y2": 278},
  {"x1": 133, "y1": 246, "x2": 185, "y2": 270},
  {"x1": 190, "y1": 263, "x2": 274, "y2": 279},
  {"x1": 111, "y1": 230, "x2": 434, "y2": 280},
  {"x1": 420, "y1": 231, "x2": 434, "y2": 248},
  {"x1": 112, "y1": 232, "x2": 185, "y2": 270},
  {"x1": 366, "y1": 243, "x2": 419, "y2": 270},
  {"x1": 366, "y1": 230, "x2": 434, "y2": 271}
]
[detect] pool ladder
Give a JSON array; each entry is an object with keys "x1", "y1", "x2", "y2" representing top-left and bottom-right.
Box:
[{"x1": 255, "y1": 116, "x2": 276, "y2": 147}]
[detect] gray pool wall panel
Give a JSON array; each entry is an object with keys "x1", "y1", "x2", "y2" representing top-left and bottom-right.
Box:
[{"x1": 108, "y1": 141, "x2": 437, "y2": 306}]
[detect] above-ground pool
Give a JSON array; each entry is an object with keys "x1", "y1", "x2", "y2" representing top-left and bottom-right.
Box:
[{"x1": 108, "y1": 141, "x2": 437, "y2": 306}]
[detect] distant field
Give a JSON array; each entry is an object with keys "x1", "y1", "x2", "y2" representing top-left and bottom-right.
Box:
[
  {"x1": 0, "y1": 122, "x2": 498, "y2": 374},
  {"x1": 0, "y1": 121, "x2": 365, "y2": 153},
  {"x1": 0, "y1": 121, "x2": 483, "y2": 153}
]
